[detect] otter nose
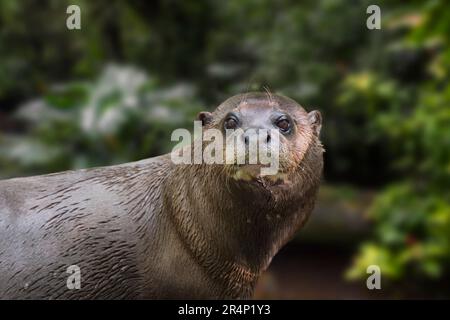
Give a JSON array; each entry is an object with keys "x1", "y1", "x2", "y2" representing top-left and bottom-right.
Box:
[{"x1": 243, "y1": 129, "x2": 271, "y2": 146}]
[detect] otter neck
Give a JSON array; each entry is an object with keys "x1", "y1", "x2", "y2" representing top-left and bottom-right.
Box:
[{"x1": 164, "y1": 163, "x2": 308, "y2": 298}]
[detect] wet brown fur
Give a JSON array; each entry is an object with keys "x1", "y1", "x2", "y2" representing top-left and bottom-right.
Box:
[{"x1": 0, "y1": 92, "x2": 323, "y2": 299}]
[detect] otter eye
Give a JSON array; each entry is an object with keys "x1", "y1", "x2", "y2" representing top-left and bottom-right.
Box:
[
  {"x1": 276, "y1": 117, "x2": 291, "y2": 133},
  {"x1": 224, "y1": 116, "x2": 239, "y2": 130}
]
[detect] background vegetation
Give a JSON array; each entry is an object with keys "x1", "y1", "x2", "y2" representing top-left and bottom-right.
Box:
[{"x1": 0, "y1": 0, "x2": 448, "y2": 298}]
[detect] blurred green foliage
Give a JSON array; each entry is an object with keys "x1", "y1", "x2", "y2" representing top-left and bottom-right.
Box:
[
  {"x1": 0, "y1": 65, "x2": 202, "y2": 176},
  {"x1": 346, "y1": 0, "x2": 450, "y2": 286},
  {"x1": 0, "y1": 0, "x2": 449, "y2": 291}
]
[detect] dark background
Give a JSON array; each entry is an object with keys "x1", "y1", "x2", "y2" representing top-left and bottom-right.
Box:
[{"x1": 0, "y1": 0, "x2": 449, "y2": 298}]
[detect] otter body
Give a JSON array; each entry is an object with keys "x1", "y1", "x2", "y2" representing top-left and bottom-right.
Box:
[
  {"x1": 0, "y1": 156, "x2": 212, "y2": 299},
  {"x1": 0, "y1": 93, "x2": 323, "y2": 299}
]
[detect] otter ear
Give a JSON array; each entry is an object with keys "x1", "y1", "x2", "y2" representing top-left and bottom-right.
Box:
[
  {"x1": 197, "y1": 111, "x2": 213, "y2": 126},
  {"x1": 307, "y1": 110, "x2": 322, "y2": 136}
]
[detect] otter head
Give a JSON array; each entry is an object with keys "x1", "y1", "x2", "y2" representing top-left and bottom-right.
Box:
[{"x1": 197, "y1": 92, "x2": 322, "y2": 192}]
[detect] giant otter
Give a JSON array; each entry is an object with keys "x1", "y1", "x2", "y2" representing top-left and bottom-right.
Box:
[{"x1": 0, "y1": 92, "x2": 323, "y2": 299}]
